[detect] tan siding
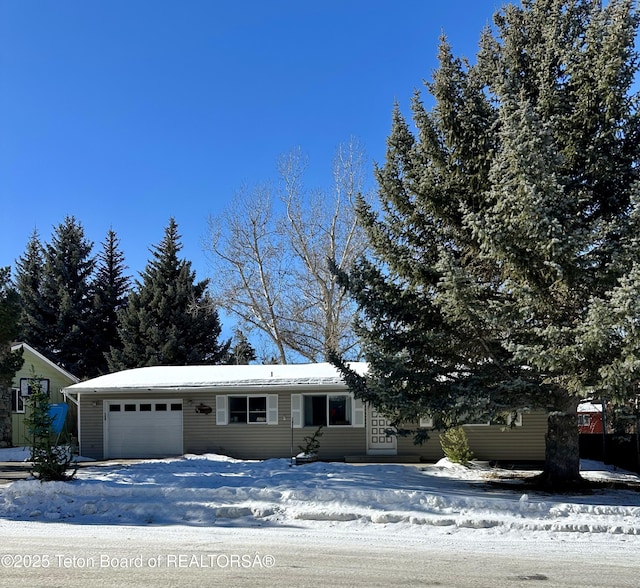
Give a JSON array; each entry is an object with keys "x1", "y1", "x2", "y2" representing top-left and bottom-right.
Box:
[
  {"x1": 77, "y1": 385, "x2": 546, "y2": 463},
  {"x1": 185, "y1": 390, "x2": 365, "y2": 459},
  {"x1": 78, "y1": 395, "x2": 104, "y2": 459},
  {"x1": 397, "y1": 411, "x2": 548, "y2": 462},
  {"x1": 78, "y1": 387, "x2": 367, "y2": 460}
]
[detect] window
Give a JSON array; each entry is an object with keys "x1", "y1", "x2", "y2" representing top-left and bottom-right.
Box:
[
  {"x1": 11, "y1": 388, "x2": 24, "y2": 413},
  {"x1": 19, "y1": 378, "x2": 50, "y2": 398},
  {"x1": 229, "y1": 396, "x2": 267, "y2": 423},
  {"x1": 303, "y1": 395, "x2": 352, "y2": 427},
  {"x1": 578, "y1": 414, "x2": 591, "y2": 427},
  {"x1": 419, "y1": 416, "x2": 434, "y2": 428},
  {"x1": 13, "y1": 379, "x2": 50, "y2": 413},
  {"x1": 291, "y1": 394, "x2": 364, "y2": 428},
  {"x1": 217, "y1": 395, "x2": 278, "y2": 425}
]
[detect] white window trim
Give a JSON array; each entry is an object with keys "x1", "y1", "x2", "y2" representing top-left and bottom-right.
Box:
[
  {"x1": 291, "y1": 393, "x2": 364, "y2": 429},
  {"x1": 419, "y1": 416, "x2": 434, "y2": 428},
  {"x1": 11, "y1": 388, "x2": 24, "y2": 414},
  {"x1": 507, "y1": 412, "x2": 523, "y2": 427},
  {"x1": 216, "y1": 394, "x2": 278, "y2": 425}
]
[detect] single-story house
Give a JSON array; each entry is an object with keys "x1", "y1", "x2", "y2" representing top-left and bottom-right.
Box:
[
  {"x1": 63, "y1": 362, "x2": 547, "y2": 462},
  {"x1": 10, "y1": 342, "x2": 79, "y2": 446}
]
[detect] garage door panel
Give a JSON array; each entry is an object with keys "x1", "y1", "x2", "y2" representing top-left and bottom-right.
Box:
[{"x1": 105, "y1": 400, "x2": 183, "y2": 459}]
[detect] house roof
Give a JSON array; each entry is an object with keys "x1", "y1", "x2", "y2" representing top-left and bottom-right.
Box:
[
  {"x1": 11, "y1": 342, "x2": 80, "y2": 384},
  {"x1": 578, "y1": 402, "x2": 603, "y2": 413},
  {"x1": 63, "y1": 362, "x2": 368, "y2": 394}
]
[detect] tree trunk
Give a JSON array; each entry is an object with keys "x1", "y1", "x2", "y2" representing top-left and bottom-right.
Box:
[
  {"x1": 0, "y1": 386, "x2": 11, "y2": 448},
  {"x1": 539, "y1": 411, "x2": 583, "y2": 489}
]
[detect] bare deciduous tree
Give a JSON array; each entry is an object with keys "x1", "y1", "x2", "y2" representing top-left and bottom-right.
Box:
[{"x1": 205, "y1": 139, "x2": 370, "y2": 364}]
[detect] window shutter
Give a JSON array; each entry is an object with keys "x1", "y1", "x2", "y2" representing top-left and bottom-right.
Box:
[
  {"x1": 267, "y1": 395, "x2": 278, "y2": 425},
  {"x1": 419, "y1": 416, "x2": 434, "y2": 428},
  {"x1": 353, "y1": 397, "x2": 365, "y2": 427},
  {"x1": 216, "y1": 395, "x2": 228, "y2": 425},
  {"x1": 291, "y1": 394, "x2": 302, "y2": 428},
  {"x1": 507, "y1": 412, "x2": 523, "y2": 427}
]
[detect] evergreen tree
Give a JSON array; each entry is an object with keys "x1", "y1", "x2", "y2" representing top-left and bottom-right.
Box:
[
  {"x1": 87, "y1": 229, "x2": 130, "y2": 376},
  {"x1": 0, "y1": 267, "x2": 24, "y2": 447},
  {"x1": 15, "y1": 231, "x2": 46, "y2": 348},
  {"x1": 108, "y1": 218, "x2": 229, "y2": 369},
  {"x1": 224, "y1": 330, "x2": 257, "y2": 365},
  {"x1": 24, "y1": 377, "x2": 77, "y2": 481},
  {"x1": 16, "y1": 218, "x2": 96, "y2": 377},
  {"x1": 42, "y1": 216, "x2": 95, "y2": 377},
  {"x1": 333, "y1": 0, "x2": 639, "y2": 488}
]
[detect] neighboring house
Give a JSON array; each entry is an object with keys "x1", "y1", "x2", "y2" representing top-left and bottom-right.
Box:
[
  {"x1": 63, "y1": 363, "x2": 548, "y2": 462},
  {"x1": 10, "y1": 342, "x2": 79, "y2": 446},
  {"x1": 578, "y1": 402, "x2": 604, "y2": 434}
]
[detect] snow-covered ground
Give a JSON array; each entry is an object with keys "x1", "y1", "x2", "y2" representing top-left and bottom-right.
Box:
[{"x1": 1, "y1": 447, "x2": 639, "y2": 541}]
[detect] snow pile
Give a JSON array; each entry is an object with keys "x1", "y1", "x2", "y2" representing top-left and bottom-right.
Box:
[
  {"x1": 0, "y1": 445, "x2": 93, "y2": 463},
  {"x1": 0, "y1": 446, "x2": 31, "y2": 462},
  {"x1": 1, "y1": 450, "x2": 639, "y2": 539}
]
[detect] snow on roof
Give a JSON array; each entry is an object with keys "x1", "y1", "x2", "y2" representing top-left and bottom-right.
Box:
[
  {"x1": 64, "y1": 362, "x2": 368, "y2": 394},
  {"x1": 578, "y1": 402, "x2": 603, "y2": 413}
]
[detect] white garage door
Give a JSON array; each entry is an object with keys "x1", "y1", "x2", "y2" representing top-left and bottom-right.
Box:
[{"x1": 104, "y1": 399, "x2": 183, "y2": 459}]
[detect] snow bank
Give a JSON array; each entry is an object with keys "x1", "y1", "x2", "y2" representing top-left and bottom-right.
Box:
[{"x1": 1, "y1": 449, "x2": 639, "y2": 541}]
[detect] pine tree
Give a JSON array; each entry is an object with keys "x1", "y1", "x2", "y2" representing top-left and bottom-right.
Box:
[
  {"x1": 108, "y1": 218, "x2": 229, "y2": 369},
  {"x1": 24, "y1": 377, "x2": 77, "y2": 481},
  {"x1": 42, "y1": 216, "x2": 95, "y2": 377},
  {"x1": 333, "y1": 0, "x2": 639, "y2": 488},
  {"x1": 15, "y1": 231, "x2": 47, "y2": 348},
  {"x1": 16, "y1": 218, "x2": 96, "y2": 377},
  {"x1": 87, "y1": 230, "x2": 130, "y2": 376}
]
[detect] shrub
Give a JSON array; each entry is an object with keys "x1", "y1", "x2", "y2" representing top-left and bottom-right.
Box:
[
  {"x1": 298, "y1": 425, "x2": 324, "y2": 456},
  {"x1": 440, "y1": 426, "x2": 474, "y2": 465},
  {"x1": 25, "y1": 377, "x2": 77, "y2": 481}
]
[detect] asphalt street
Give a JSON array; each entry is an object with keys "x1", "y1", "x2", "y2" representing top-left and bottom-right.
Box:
[{"x1": 0, "y1": 525, "x2": 638, "y2": 588}]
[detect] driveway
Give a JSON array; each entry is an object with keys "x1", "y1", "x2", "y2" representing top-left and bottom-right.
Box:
[
  {"x1": 0, "y1": 458, "x2": 152, "y2": 485},
  {"x1": 0, "y1": 462, "x2": 31, "y2": 484}
]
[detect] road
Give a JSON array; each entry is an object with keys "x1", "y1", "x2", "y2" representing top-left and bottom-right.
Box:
[{"x1": 0, "y1": 523, "x2": 637, "y2": 587}]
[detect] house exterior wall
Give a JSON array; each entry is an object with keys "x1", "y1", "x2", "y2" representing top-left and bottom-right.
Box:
[
  {"x1": 578, "y1": 412, "x2": 604, "y2": 434},
  {"x1": 11, "y1": 349, "x2": 77, "y2": 446},
  {"x1": 396, "y1": 411, "x2": 548, "y2": 462},
  {"x1": 78, "y1": 386, "x2": 367, "y2": 461},
  {"x1": 77, "y1": 385, "x2": 545, "y2": 462}
]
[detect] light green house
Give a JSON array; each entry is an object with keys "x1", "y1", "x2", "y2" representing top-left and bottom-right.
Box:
[{"x1": 10, "y1": 342, "x2": 79, "y2": 447}]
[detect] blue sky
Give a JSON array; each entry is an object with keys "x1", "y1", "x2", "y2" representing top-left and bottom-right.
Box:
[{"x1": 1, "y1": 0, "x2": 502, "y2": 284}]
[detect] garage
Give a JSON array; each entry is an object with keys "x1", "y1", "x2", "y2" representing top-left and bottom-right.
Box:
[{"x1": 104, "y1": 399, "x2": 183, "y2": 459}]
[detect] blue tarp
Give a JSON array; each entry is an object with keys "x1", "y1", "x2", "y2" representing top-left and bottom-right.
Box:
[{"x1": 48, "y1": 404, "x2": 68, "y2": 435}]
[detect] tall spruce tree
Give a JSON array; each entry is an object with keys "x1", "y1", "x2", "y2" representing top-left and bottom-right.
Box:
[
  {"x1": 87, "y1": 229, "x2": 130, "y2": 376},
  {"x1": 333, "y1": 0, "x2": 640, "y2": 487},
  {"x1": 16, "y1": 217, "x2": 95, "y2": 377},
  {"x1": 15, "y1": 231, "x2": 46, "y2": 348},
  {"x1": 107, "y1": 218, "x2": 229, "y2": 369}
]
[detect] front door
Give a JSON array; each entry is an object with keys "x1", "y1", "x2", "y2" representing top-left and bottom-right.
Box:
[{"x1": 367, "y1": 406, "x2": 397, "y2": 455}]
